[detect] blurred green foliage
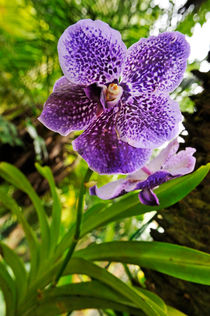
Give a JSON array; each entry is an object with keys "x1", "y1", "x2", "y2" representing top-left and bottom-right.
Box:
[
  {"x1": 1, "y1": 0, "x2": 209, "y2": 121},
  {"x1": 0, "y1": 115, "x2": 23, "y2": 146}
]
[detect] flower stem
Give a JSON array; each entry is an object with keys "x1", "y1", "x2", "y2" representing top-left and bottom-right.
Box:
[{"x1": 53, "y1": 168, "x2": 93, "y2": 286}]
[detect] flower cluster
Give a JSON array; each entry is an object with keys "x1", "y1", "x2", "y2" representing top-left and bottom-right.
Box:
[
  {"x1": 39, "y1": 19, "x2": 190, "y2": 175},
  {"x1": 90, "y1": 139, "x2": 196, "y2": 205}
]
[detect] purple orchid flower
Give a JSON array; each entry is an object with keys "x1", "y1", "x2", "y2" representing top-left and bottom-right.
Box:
[
  {"x1": 39, "y1": 19, "x2": 190, "y2": 174},
  {"x1": 90, "y1": 139, "x2": 196, "y2": 206}
]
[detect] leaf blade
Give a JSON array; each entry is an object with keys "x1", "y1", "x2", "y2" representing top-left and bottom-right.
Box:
[
  {"x1": 35, "y1": 163, "x2": 61, "y2": 255},
  {"x1": 0, "y1": 243, "x2": 27, "y2": 303},
  {"x1": 75, "y1": 241, "x2": 210, "y2": 285},
  {"x1": 0, "y1": 162, "x2": 50, "y2": 262},
  {"x1": 56, "y1": 164, "x2": 209, "y2": 260},
  {"x1": 0, "y1": 262, "x2": 16, "y2": 316},
  {"x1": 82, "y1": 164, "x2": 210, "y2": 232},
  {"x1": 0, "y1": 188, "x2": 39, "y2": 282}
]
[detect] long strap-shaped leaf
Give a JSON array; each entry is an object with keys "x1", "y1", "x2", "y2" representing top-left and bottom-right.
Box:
[
  {"x1": 0, "y1": 189, "x2": 39, "y2": 282},
  {"x1": 18, "y1": 258, "x2": 167, "y2": 316},
  {"x1": 23, "y1": 281, "x2": 145, "y2": 316},
  {"x1": 81, "y1": 164, "x2": 210, "y2": 233},
  {"x1": 0, "y1": 243, "x2": 27, "y2": 303},
  {"x1": 0, "y1": 262, "x2": 16, "y2": 316},
  {"x1": 75, "y1": 241, "x2": 210, "y2": 285},
  {"x1": 0, "y1": 162, "x2": 50, "y2": 262},
  {"x1": 55, "y1": 164, "x2": 209, "y2": 260},
  {"x1": 167, "y1": 305, "x2": 187, "y2": 316},
  {"x1": 26, "y1": 296, "x2": 143, "y2": 316},
  {"x1": 65, "y1": 258, "x2": 167, "y2": 316},
  {"x1": 35, "y1": 163, "x2": 61, "y2": 257}
]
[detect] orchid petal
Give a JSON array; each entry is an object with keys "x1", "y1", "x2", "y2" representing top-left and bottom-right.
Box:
[
  {"x1": 147, "y1": 138, "x2": 179, "y2": 172},
  {"x1": 73, "y1": 109, "x2": 151, "y2": 174},
  {"x1": 139, "y1": 188, "x2": 159, "y2": 206},
  {"x1": 38, "y1": 78, "x2": 99, "y2": 136},
  {"x1": 121, "y1": 31, "x2": 190, "y2": 94},
  {"x1": 116, "y1": 93, "x2": 182, "y2": 149},
  {"x1": 163, "y1": 147, "x2": 196, "y2": 175},
  {"x1": 58, "y1": 19, "x2": 126, "y2": 86}
]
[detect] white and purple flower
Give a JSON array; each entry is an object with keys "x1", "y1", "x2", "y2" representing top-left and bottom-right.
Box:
[
  {"x1": 90, "y1": 139, "x2": 196, "y2": 205},
  {"x1": 39, "y1": 19, "x2": 190, "y2": 174}
]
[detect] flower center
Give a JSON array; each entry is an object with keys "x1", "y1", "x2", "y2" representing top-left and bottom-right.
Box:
[
  {"x1": 99, "y1": 83, "x2": 123, "y2": 112},
  {"x1": 105, "y1": 83, "x2": 122, "y2": 105}
]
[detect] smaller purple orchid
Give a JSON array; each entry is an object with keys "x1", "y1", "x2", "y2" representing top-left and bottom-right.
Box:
[
  {"x1": 90, "y1": 139, "x2": 196, "y2": 206},
  {"x1": 39, "y1": 19, "x2": 190, "y2": 175}
]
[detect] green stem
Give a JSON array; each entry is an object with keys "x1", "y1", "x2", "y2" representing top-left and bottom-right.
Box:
[
  {"x1": 129, "y1": 214, "x2": 156, "y2": 240},
  {"x1": 53, "y1": 168, "x2": 93, "y2": 286},
  {"x1": 123, "y1": 263, "x2": 133, "y2": 284}
]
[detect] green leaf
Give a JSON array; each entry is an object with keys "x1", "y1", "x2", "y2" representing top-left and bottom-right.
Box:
[
  {"x1": 44, "y1": 280, "x2": 128, "y2": 302},
  {"x1": 19, "y1": 258, "x2": 167, "y2": 316},
  {"x1": 35, "y1": 280, "x2": 146, "y2": 315},
  {"x1": 35, "y1": 163, "x2": 61, "y2": 255},
  {"x1": 167, "y1": 305, "x2": 187, "y2": 316},
  {"x1": 85, "y1": 164, "x2": 210, "y2": 229},
  {"x1": 75, "y1": 241, "x2": 210, "y2": 285},
  {"x1": 0, "y1": 188, "x2": 39, "y2": 282},
  {"x1": 56, "y1": 164, "x2": 209, "y2": 260},
  {"x1": 0, "y1": 243, "x2": 27, "y2": 303},
  {"x1": 0, "y1": 162, "x2": 50, "y2": 263},
  {"x1": 0, "y1": 262, "x2": 16, "y2": 316},
  {"x1": 26, "y1": 296, "x2": 143, "y2": 316},
  {"x1": 64, "y1": 258, "x2": 167, "y2": 316},
  {"x1": 135, "y1": 287, "x2": 167, "y2": 315}
]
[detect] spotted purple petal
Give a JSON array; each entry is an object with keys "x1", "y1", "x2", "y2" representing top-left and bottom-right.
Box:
[
  {"x1": 116, "y1": 93, "x2": 182, "y2": 149},
  {"x1": 38, "y1": 78, "x2": 99, "y2": 136},
  {"x1": 90, "y1": 140, "x2": 196, "y2": 204},
  {"x1": 137, "y1": 171, "x2": 175, "y2": 205},
  {"x1": 126, "y1": 139, "x2": 179, "y2": 181},
  {"x1": 121, "y1": 31, "x2": 190, "y2": 94},
  {"x1": 58, "y1": 19, "x2": 127, "y2": 86},
  {"x1": 136, "y1": 171, "x2": 175, "y2": 190},
  {"x1": 52, "y1": 76, "x2": 71, "y2": 92},
  {"x1": 73, "y1": 109, "x2": 151, "y2": 174}
]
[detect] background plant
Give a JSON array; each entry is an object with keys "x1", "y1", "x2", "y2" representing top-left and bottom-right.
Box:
[{"x1": 0, "y1": 161, "x2": 209, "y2": 316}]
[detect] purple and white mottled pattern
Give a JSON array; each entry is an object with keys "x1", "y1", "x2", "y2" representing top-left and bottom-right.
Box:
[
  {"x1": 121, "y1": 32, "x2": 190, "y2": 95},
  {"x1": 136, "y1": 171, "x2": 174, "y2": 190},
  {"x1": 137, "y1": 171, "x2": 175, "y2": 205},
  {"x1": 73, "y1": 109, "x2": 151, "y2": 174},
  {"x1": 58, "y1": 19, "x2": 127, "y2": 86},
  {"x1": 90, "y1": 140, "x2": 196, "y2": 205},
  {"x1": 52, "y1": 76, "x2": 71, "y2": 92},
  {"x1": 38, "y1": 78, "x2": 99, "y2": 136},
  {"x1": 40, "y1": 19, "x2": 190, "y2": 174},
  {"x1": 116, "y1": 93, "x2": 182, "y2": 148}
]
